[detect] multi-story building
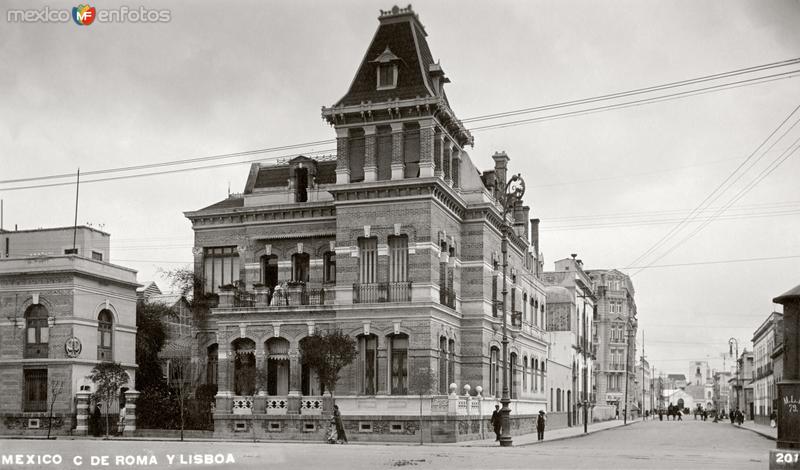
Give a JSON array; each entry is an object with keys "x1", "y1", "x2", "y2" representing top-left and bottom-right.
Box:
[
  {"x1": 729, "y1": 350, "x2": 754, "y2": 418},
  {"x1": 713, "y1": 371, "x2": 732, "y2": 415},
  {"x1": 183, "y1": 6, "x2": 548, "y2": 442},
  {"x1": 0, "y1": 226, "x2": 138, "y2": 435},
  {"x1": 752, "y1": 312, "x2": 782, "y2": 425},
  {"x1": 542, "y1": 255, "x2": 597, "y2": 425},
  {"x1": 586, "y1": 269, "x2": 638, "y2": 417}
]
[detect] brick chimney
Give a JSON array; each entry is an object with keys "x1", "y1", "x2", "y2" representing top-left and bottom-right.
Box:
[{"x1": 492, "y1": 151, "x2": 509, "y2": 193}]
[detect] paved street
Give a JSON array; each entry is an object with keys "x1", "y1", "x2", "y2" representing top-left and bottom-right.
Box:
[{"x1": 0, "y1": 420, "x2": 773, "y2": 470}]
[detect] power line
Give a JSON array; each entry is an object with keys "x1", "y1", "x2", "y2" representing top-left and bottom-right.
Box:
[
  {"x1": 626, "y1": 104, "x2": 800, "y2": 271},
  {"x1": 2, "y1": 61, "x2": 798, "y2": 191},
  {"x1": 461, "y1": 57, "x2": 800, "y2": 123},
  {"x1": 626, "y1": 254, "x2": 800, "y2": 270},
  {"x1": 630, "y1": 135, "x2": 800, "y2": 277}
]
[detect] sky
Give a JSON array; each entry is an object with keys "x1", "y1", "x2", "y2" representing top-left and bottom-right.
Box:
[{"x1": 2, "y1": 0, "x2": 799, "y2": 379}]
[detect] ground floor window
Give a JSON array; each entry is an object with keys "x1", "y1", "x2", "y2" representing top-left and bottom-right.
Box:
[
  {"x1": 24, "y1": 369, "x2": 47, "y2": 412},
  {"x1": 389, "y1": 334, "x2": 408, "y2": 395}
]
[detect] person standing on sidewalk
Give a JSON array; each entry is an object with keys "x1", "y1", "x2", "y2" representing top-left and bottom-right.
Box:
[
  {"x1": 333, "y1": 405, "x2": 347, "y2": 444},
  {"x1": 490, "y1": 405, "x2": 502, "y2": 441},
  {"x1": 536, "y1": 410, "x2": 546, "y2": 441},
  {"x1": 770, "y1": 410, "x2": 777, "y2": 428}
]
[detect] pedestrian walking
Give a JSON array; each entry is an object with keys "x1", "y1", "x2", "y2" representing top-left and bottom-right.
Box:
[
  {"x1": 770, "y1": 410, "x2": 777, "y2": 428},
  {"x1": 730, "y1": 410, "x2": 735, "y2": 424},
  {"x1": 658, "y1": 409, "x2": 663, "y2": 421},
  {"x1": 333, "y1": 405, "x2": 347, "y2": 444},
  {"x1": 490, "y1": 404, "x2": 502, "y2": 441},
  {"x1": 736, "y1": 409, "x2": 744, "y2": 426},
  {"x1": 536, "y1": 410, "x2": 546, "y2": 441},
  {"x1": 676, "y1": 409, "x2": 683, "y2": 421},
  {"x1": 326, "y1": 416, "x2": 337, "y2": 444}
]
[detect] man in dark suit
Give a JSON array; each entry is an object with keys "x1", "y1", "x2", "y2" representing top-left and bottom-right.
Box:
[{"x1": 490, "y1": 405, "x2": 502, "y2": 441}]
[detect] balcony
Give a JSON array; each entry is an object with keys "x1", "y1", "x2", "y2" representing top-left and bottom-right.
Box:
[
  {"x1": 217, "y1": 284, "x2": 328, "y2": 309},
  {"x1": 439, "y1": 286, "x2": 456, "y2": 309},
  {"x1": 353, "y1": 282, "x2": 412, "y2": 304}
]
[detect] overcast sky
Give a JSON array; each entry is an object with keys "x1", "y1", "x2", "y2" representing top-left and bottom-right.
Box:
[{"x1": 2, "y1": 0, "x2": 799, "y2": 378}]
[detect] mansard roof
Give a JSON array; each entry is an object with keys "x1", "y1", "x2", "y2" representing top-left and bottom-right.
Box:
[{"x1": 333, "y1": 5, "x2": 439, "y2": 107}]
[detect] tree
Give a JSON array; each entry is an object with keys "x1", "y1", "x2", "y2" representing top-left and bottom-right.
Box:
[
  {"x1": 88, "y1": 362, "x2": 129, "y2": 439},
  {"x1": 409, "y1": 366, "x2": 437, "y2": 445},
  {"x1": 135, "y1": 300, "x2": 172, "y2": 391},
  {"x1": 168, "y1": 349, "x2": 203, "y2": 441},
  {"x1": 46, "y1": 379, "x2": 64, "y2": 439},
  {"x1": 298, "y1": 330, "x2": 356, "y2": 401}
]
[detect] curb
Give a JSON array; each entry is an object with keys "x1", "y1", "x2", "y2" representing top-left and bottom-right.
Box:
[
  {"x1": 734, "y1": 423, "x2": 777, "y2": 441},
  {"x1": 456, "y1": 419, "x2": 642, "y2": 448}
]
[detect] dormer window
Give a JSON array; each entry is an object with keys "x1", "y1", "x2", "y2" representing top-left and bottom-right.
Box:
[
  {"x1": 373, "y1": 47, "x2": 400, "y2": 90},
  {"x1": 378, "y1": 64, "x2": 397, "y2": 89}
]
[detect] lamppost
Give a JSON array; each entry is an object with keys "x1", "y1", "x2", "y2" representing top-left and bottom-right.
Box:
[
  {"x1": 500, "y1": 173, "x2": 525, "y2": 447},
  {"x1": 729, "y1": 338, "x2": 739, "y2": 418}
]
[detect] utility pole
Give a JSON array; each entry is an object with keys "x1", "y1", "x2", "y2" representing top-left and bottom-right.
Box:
[
  {"x1": 72, "y1": 168, "x2": 80, "y2": 252},
  {"x1": 624, "y1": 325, "x2": 631, "y2": 425},
  {"x1": 641, "y1": 331, "x2": 646, "y2": 419}
]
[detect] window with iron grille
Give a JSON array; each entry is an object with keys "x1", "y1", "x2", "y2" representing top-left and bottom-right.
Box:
[
  {"x1": 388, "y1": 235, "x2": 408, "y2": 283},
  {"x1": 24, "y1": 369, "x2": 47, "y2": 412},
  {"x1": 390, "y1": 334, "x2": 408, "y2": 395}
]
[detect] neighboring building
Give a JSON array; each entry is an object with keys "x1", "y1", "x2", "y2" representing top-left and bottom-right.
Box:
[
  {"x1": 689, "y1": 361, "x2": 711, "y2": 386},
  {"x1": 586, "y1": 269, "x2": 638, "y2": 416},
  {"x1": 0, "y1": 226, "x2": 138, "y2": 435},
  {"x1": 729, "y1": 350, "x2": 754, "y2": 417},
  {"x1": 666, "y1": 374, "x2": 687, "y2": 390},
  {"x1": 751, "y1": 312, "x2": 782, "y2": 425},
  {"x1": 663, "y1": 388, "x2": 694, "y2": 413},
  {"x1": 542, "y1": 255, "x2": 598, "y2": 425},
  {"x1": 138, "y1": 284, "x2": 194, "y2": 387},
  {"x1": 183, "y1": 6, "x2": 549, "y2": 442},
  {"x1": 713, "y1": 371, "x2": 732, "y2": 415}
]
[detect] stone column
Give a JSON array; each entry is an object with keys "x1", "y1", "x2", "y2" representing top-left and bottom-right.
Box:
[
  {"x1": 419, "y1": 119, "x2": 435, "y2": 177},
  {"x1": 363, "y1": 125, "x2": 377, "y2": 182},
  {"x1": 443, "y1": 140, "x2": 453, "y2": 186},
  {"x1": 335, "y1": 127, "x2": 350, "y2": 184},
  {"x1": 434, "y1": 131, "x2": 445, "y2": 179},
  {"x1": 123, "y1": 390, "x2": 140, "y2": 437},
  {"x1": 390, "y1": 122, "x2": 405, "y2": 180},
  {"x1": 451, "y1": 150, "x2": 461, "y2": 189},
  {"x1": 287, "y1": 350, "x2": 302, "y2": 414},
  {"x1": 74, "y1": 390, "x2": 91, "y2": 436}
]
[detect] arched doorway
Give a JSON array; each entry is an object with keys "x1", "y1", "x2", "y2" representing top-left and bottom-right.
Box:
[
  {"x1": 677, "y1": 398, "x2": 685, "y2": 412},
  {"x1": 266, "y1": 337, "x2": 290, "y2": 396},
  {"x1": 299, "y1": 337, "x2": 322, "y2": 396},
  {"x1": 232, "y1": 338, "x2": 256, "y2": 396}
]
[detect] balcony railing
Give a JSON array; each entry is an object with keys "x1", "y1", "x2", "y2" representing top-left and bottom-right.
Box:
[
  {"x1": 439, "y1": 286, "x2": 456, "y2": 309},
  {"x1": 352, "y1": 282, "x2": 412, "y2": 303},
  {"x1": 218, "y1": 285, "x2": 327, "y2": 308}
]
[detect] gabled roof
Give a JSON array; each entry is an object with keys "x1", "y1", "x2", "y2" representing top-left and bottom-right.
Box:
[{"x1": 334, "y1": 6, "x2": 438, "y2": 107}]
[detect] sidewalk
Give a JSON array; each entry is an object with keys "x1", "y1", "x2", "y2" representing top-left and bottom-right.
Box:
[
  {"x1": 736, "y1": 420, "x2": 777, "y2": 440},
  {"x1": 450, "y1": 417, "x2": 642, "y2": 447}
]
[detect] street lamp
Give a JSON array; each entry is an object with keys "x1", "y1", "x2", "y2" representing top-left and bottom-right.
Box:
[
  {"x1": 729, "y1": 338, "x2": 739, "y2": 418},
  {"x1": 500, "y1": 173, "x2": 525, "y2": 447}
]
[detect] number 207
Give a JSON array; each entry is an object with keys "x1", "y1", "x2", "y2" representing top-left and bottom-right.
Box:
[{"x1": 776, "y1": 453, "x2": 799, "y2": 464}]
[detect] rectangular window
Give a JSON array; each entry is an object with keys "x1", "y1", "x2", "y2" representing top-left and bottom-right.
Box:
[
  {"x1": 292, "y1": 253, "x2": 310, "y2": 283},
  {"x1": 203, "y1": 247, "x2": 240, "y2": 293},
  {"x1": 390, "y1": 336, "x2": 408, "y2": 395},
  {"x1": 91, "y1": 251, "x2": 103, "y2": 261},
  {"x1": 358, "y1": 238, "x2": 378, "y2": 284},
  {"x1": 403, "y1": 125, "x2": 420, "y2": 178},
  {"x1": 378, "y1": 64, "x2": 395, "y2": 88},
  {"x1": 24, "y1": 369, "x2": 47, "y2": 412},
  {"x1": 377, "y1": 126, "x2": 392, "y2": 181},
  {"x1": 64, "y1": 248, "x2": 78, "y2": 255},
  {"x1": 323, "y1": 252, "x2": 336, "y2": 283},
  {"x1": 348, "y1": 129, "x2": 365, "y2": 183},
  {"x1": 388, "y1": 236, "x2": 408, "y2": 283},
  {"x1": 360, "y1": 335, "x2": 377, "y2": 395}
]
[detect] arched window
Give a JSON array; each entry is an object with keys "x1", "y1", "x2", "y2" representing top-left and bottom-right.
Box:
[
  {"x1": 439, "y1": 337, "x2": 448, "y2": 394},
  {"x1": 523, "y1": 356, "x2": 528, "y2": 394},
  {"x1": 233, "y1": 338, "x2": 256, "y2": 396},
  {"x1": 448, "y1": 339, "x2": 455, "y2": 393},
  {"x1": 323, "y1": 251, "x2": 336, "y2": 283},
  {"x1": 556, "y1": 387, "x2": 562, "y2": 412},
  {"x1": 389, "y1": 334, "x2": 408, "y2": 395},
  {"x1": 490, "y1": 347, "x2": 500, "y2": 397},
  {"x1": 300, "y1": 337, "x2": 322, "y2": 396},
  {"x1": 292, "y1": 253, "x2": 310, "y2": 283},
  {"x1": 25, "y1": 304, "x2": 49, "y2": 359},
  {"x1": 206, "y1": 344, "x2": 218, "y2": 385},
  {"x1": 358, "y1": 334, "x2": 378, "y2": 395},
  {"x1": 265, "y1": 337, "x2": 289, "y2": 396},
  {"x1": 97, "y1": 309, "x2": 113, "y2": 361},
  {"x1": 510, "y1": 352, "x2": 518, "y2": 399}
]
